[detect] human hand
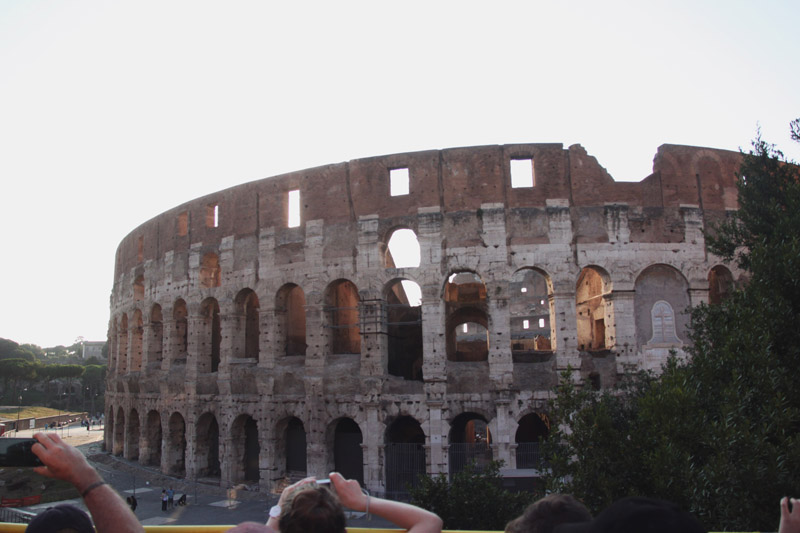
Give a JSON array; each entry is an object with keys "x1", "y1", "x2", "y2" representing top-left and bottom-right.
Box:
[
  {"x1": 329, "y1": 472, "x2": 366, "y2": 512},
  {"x1": 780, "y1": 497, "x2": 800, "y2": 533},
  {"x1": 31, "y1": 433, "x2": 100, "y2": 489}
]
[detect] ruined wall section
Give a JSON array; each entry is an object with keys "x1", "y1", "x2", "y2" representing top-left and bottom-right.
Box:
[{"x1": 107, "y1": 142, "x2": 744, "y2": 493}]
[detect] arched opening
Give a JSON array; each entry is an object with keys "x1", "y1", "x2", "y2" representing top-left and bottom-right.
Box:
[
  {"x1": 113, "y1": 407, "x2": 125, "y2": 456},
  {"x1": 127, "y1": 409, "x2": 140, "y2": 461},
  {"x1": 325, "y1": 280, "x2": 360, "y2": 355},
  {"x1": 445, "y1": 272, "x2": 489, "y2": 362},
  {"x1": 515, "y1": 413, "x2": 550, "y2": 469},
  {"x1": 118, "y1": 314, "x2": 129, "y2": 373},
  {"x1": 172, "y1": 300, "x2": 188, "y2": 362},
  {"x1": 576, "y1": 267, "x2": 611, "y2": 351},
  {"x1": 130, "y1": 309, "x2": 143, "y2": 371},
  {"x1": 385, "y1": 228, "x2": 421, "y2": 268},
  {"x1": 167, "y1": 412, "x2": 186, "y2": 477},
  {"x1": 199, "y1": 252, "x2": 221, "y2": 288},
  {"x1": 199, "y1": 298, "x2": 221, "y2": 372},
  {"x1": 276, "y1": 284, "x2": 306, "y2": 356},
  {"x1": 232, "y1": 414, "x2": 260, "y2": 484},
  {"x1": 285, "y1": 417, "x2": 307, "y2": 478},
  {"x1": 148, "y1": 304, "x2": 164, "y2": 366},
  {"x1": 510, "y1": 268, "x2": 554, "y2": 356},
  {"x1": 635, "y1": 264, "x2": 690, "y2": 350},
  {"x1": 448, "y1": 412, "x2": 492, "y2": 476},
  {"x1": 144, "y1": 410, "x2": 162, "y2": 467},
  {"x1": 333, "y1": 418, "x2": 363, "y2": 484},
  {"x1": 233, "y1": 289, "x2": 260, "y2": 360},
  {"x1": 385, "y1": 416, "x2": 425, "y2": 500},
  {"x1": 386, "y1": 279, "x2": 422, "y2": 380},
  {"x1": 196, "y1": 412, "x2": 221, "y2": 478},
  {"x1": 708, "y1": 265, "x2": 734, "y2": 304}
]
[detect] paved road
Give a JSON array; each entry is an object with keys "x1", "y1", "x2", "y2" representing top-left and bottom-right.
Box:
[{"x1": 4, "y1": 425, "x2": 391, "y2": 529}]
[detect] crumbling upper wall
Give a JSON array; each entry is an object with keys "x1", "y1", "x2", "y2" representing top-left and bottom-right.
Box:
[{"x1": 113, "y1": 143, "x2": 742, "y2": 279}]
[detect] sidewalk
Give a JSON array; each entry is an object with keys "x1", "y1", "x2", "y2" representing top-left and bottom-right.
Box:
[{"x1": 10, "y1": 425, "x2": 392, "y2": 529}]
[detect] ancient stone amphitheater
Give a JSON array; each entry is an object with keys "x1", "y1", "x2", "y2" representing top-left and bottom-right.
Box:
[{"x1": 105, "y1": 142, "x2": 742, "y2": 495}]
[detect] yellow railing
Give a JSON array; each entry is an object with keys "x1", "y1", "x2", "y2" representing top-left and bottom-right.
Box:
[{"x1": 0, "y1": 526, "x2": 764, "y2": 533}]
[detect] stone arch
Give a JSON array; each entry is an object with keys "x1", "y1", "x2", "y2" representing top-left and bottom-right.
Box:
[
  {"x1": 143, "y1": 410, "x2": 162, "y2": 467},
  {"x1": 708, "y1": 265, "x2": 734, "y2": 304},
  {"x1": 113, "y1": 406, "x2": 125, "y2": 456},
  {"x1": 634, "y1": 264, "x2": 690, "y2": 350},
  {"x1": 148, "y1": 304, "x2": 164, "y2": 366},
  {"x1": 384, "y1": 227, "x2": 421, "y2": 268},
  {"x1": 384, "y1": 416, "x2": 426, "y2": 499},
  {"x1": 510, "y1": 267, "x2": 555, "y2": 354},
  {"x1": 448, "y1": 411, "x2": 493, "y2": 476},
  {"x1": 231, "y1": 414, "x2": 260, "y2": 483},
  {"x1": 233, "y1": 289, "x2": 260, "y2": 360},
  {"x1": 328, "y1": 417, "x2": 363, "y2": 484},
  {"x1": 166, "y1": 412, "x2": 187, "y2": 477},
  {"x1": 118, "y1": 313, "x2": 129, "y2": 373},
  {"x1": 196, "y1": 412, "x2": 221, "y2": 478},
  {"x1": 576, "y1": 266, "x2": 612, "y2": 351},
  {"x1": 105, "y1": 407, "x2": 114, "y2": 452},
  {"x1": 444, "y1": 271, "x2": 489, "y2": 362},
  {"x1": 199, "y1": 252, "x2": 221, "y2": 288},
  {"x1": 514, "y1": 412, "x2": 550, "y2": 469},
  {"x1": 172, "y1": 299, "x2": 188, "y2": 362},
  {"x1": 130, "y1": 309, "x2": 143, "y2": 372},
  {"x1": 199, "y1": 298, "x2": 221, "y2": 373},
  {"x1": 275, "y1": 284, "x2": 307, "y2": 356},
  {"x1": 127, "y1": 408, "x2": 140, "y2": 460},
  {"x1": 325, "y1": 279, "x2": 361, "y2": 355},
  {"x1": 385, "y1": 279, "x2": 422, "y2": 380}
]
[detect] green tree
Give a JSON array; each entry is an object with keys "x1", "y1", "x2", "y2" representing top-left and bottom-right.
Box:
[
  {"x1": 544, "y1": 120, "x2": 800, "y2": 531},
  {"x1": 0, "y1": 358, "x2": 38, "y2": 404},
  {"x1": 409, "y1": 461, "x2": 532, "y2": 530}
]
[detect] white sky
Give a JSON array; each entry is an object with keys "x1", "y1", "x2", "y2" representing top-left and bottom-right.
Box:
[{"x1": 1, "y1": 1, "x2": 798, "y2": 348}]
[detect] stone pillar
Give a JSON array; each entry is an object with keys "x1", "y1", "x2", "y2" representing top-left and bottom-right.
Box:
[
  {"x1": 487, "y1": 288, "x2": 512, "y2": 388},
  {"x1": 363, "y1": 402, "x2": 383, "y2": 493},
  {"x1": 360, "y1": 289, "x2": 387, "y2": 377},
  {"x1": 184, "y1": 413, "x2": 197, "y2": 481},
  {"x1": 608, "y1": 290, "x2": 637, "y2": 373},
  {"x1": 492, "y1": 397, "x2": 512, "y2": 466},
  {"x1": 425, "y1": 392, "x2": 447, "y2": 476},
  {"x1": 552, "y1": 287, "x2": 580, "y2": 372},
  {"x1": 421, "y1": 286, "x2": 446, "y2": 381}
]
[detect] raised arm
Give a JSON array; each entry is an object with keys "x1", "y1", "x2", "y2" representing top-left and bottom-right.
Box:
[
  {"x1": 31, "y1": 432, "x2": 144, "y2": 533},
  {"x1": 780, "y1": 497, "x2": 800, "y2": 533},
  {"x1": 330, "y1": 472, "x2": 443, "y2": 533}
]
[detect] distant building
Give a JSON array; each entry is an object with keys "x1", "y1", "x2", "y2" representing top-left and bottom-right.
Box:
[{"x1": 81, "y1": 341, "x2": 105, "y2": 360}]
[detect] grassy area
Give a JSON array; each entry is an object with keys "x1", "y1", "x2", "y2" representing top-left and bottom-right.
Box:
[{"x1": 0, "y1": 406, "x2": 81, "y2": 421}]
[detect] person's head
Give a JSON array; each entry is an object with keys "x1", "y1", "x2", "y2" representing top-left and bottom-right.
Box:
[
  {"x1": 506, "y1": 494, "x2": 592, "y2": 533},
  {"x1": 279, "y1": 484, "x2": 346, "y2": 533},
  {"x1": 554, "y1": 497, "x2": 706, "y2": 533},
  {"x1": 26, "y1": 504, "x2": 94, "y2": 533}
]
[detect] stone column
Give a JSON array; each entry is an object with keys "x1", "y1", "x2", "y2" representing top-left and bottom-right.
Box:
[
  {"x1": 363, "y1": 402, "x2": 383, "y2": 493},
  {"x1": 425, "y1": 394, "x2": 447, "y2": 476},
  {"x1": 552, "y1": 286, "x2": 580, "y2": 372},
  {"x1": 487, "y1": 287, "x2": 512, "y2": 389}
]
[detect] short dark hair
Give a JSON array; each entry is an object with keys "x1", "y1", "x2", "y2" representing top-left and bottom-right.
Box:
[
  {"x1": 506, "y1": 494, "x2": 592, "y2": 533},
  {"x1": 279, "y1": 486, "x2": 346, "y2": 533}
]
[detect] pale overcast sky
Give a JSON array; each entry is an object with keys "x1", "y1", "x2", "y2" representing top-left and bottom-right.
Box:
[{"x1": 1, "y1": 1, "x2": 798, "y2": 348}]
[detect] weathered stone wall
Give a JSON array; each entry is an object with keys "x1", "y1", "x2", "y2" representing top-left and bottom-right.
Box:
[{"x1": 105, "y1": 142, "x2": 743, "y2": 494}]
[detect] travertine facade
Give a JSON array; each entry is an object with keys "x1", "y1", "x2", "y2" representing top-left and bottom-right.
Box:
[{"x1": 106, "y1": 142, "x2": 742, "y2": 495}]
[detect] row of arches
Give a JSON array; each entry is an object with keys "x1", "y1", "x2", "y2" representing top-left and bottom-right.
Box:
[
  {"x1": 106, "y1": 404, "x2": 550, "y2": 496},
  {"x1": 111, "y1": 263, "x2": 736, "y2": 377}
]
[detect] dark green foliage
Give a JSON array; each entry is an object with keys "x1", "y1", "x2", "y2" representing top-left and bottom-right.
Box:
[
  {"x1": 544, "y1": 121, "x2": 800, "y2": 531},
  {"x1": 409, "y1": 461, "x2": 533, "y2": 531}
]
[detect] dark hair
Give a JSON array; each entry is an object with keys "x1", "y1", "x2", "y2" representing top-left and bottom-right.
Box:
[
  {"x1": 506, "y1": 494, "x2": 592, "y2": 533},
  {"x1": 279, "y1": 486, "x2": 346, "y2": 533}
]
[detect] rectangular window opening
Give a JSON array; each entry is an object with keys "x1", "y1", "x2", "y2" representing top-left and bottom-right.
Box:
[
  {"x1": 538, "y1": 318, "x2": 546, "y2": 329},
  {"x1": 206, "y1": 204, "x2": 219, "y2": 228},
  {"x1": 510, "y1": 158, "x2": 535, "y2": 188},
  {"x1": 177, "y1": 211, "x2": 188, "y2": 236},
  {"x1": 288, "y1": 189, "x2": 301, "y2": 228},
  {"x1": 390, "y1": 168, "x2": 410, "y2": 196},
  {"x1": 523, "y1": 320, "x2": 530, "y2": 330}
]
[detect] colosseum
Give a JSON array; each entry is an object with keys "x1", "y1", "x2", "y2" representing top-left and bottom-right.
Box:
[{"x1": 105, "y1": 142, "x2": 743, "y2": 496}]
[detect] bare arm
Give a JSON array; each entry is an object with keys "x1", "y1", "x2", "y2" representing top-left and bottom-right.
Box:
[
  {"x1": 31, "y1": 433, "x2": 144, "y2": 533},
  {"x1": 330, "y1": 472, "x2": 443, "y2": 533}
]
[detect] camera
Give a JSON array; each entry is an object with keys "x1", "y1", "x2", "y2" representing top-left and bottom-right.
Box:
[{"x1": 0, "y1": 438, "x2": 43, "y2": 468}]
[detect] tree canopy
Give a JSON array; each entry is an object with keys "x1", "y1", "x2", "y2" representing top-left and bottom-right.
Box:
[{"x1": 544, "y1": 120, "x2": 800, "y2": 531}]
